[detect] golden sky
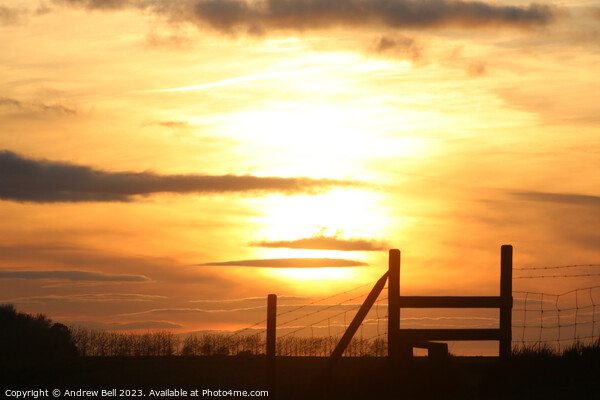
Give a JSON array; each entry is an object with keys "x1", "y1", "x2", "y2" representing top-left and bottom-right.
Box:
[{"x1": 1, "y1": 0, "x2": 599, "y2": 334}]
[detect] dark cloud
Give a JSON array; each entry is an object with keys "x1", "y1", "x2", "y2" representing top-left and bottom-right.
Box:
[
  {"x1": 512, "y1": 191, "x2": 600, "y2": 207},
  {"x1": 0, "y1": 150, "x2": 356, "y2": 203},
  {"x1": 196, "y1": 258, "x2": 367, "y2": 267},
  {"x1": 0, "y1": 6, "x2": 23, "y2": 25},
  {"x1": 68, "y1": 320, "x2": 183, "y2": 330},
  {"x1": 191, "y1": 0, "x2": 556, "y2": 32},
  {"x1": 250, "y1": 236, "x2": 389, "y2": 251},
  {"x1": 54, "y1": 0, "x2": 557, "y2": 33},
  {"x1": 0, "y1": 270, "x2": 149, "y2": 282},
  {"x1": 509, "y1": 191, "x2": 600, "y2": 252},
  {"x1": 53, "y1": 0, "x2": 138, "y2": 10},
  {"x1": 0, "y1": 97, "x2": 77, "y2": 115},
  {"x1": 372, "y1": 35, "x2": 423, "y2": 62}
]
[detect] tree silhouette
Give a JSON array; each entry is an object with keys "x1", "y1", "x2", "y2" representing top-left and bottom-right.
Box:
[{"x1": 0, "y1": 304, "x2": 78, "y2": 357}]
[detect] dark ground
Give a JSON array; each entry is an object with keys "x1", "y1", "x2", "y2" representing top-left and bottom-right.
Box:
[{"x1": 2, "y1": 355, "x2": 600, "y2": 399}]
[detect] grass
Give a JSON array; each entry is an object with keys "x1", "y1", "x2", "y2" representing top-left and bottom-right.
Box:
[{"x1": 3, "y1": 341, "x2": 600, "y2": 399}]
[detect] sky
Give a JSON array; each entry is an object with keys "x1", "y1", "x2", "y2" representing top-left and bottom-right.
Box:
[{"x1": 1, "y1": 0, "x2": 600, "y2": 341}]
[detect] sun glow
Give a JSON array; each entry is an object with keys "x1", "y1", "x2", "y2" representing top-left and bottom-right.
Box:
[
  {"x1": 249, "y1": 189, "x2": 391, "y2": 249},
  {"x1": 264, "y1": 266, "x2": 360, "y2": 282}
]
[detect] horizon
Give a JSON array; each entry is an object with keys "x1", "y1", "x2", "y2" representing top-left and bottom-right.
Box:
[{"x1": 1, "y1": 0, "x2": 600, "y2": 355}]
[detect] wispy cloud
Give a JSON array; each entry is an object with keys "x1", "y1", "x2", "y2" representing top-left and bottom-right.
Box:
[
  {"x1": 512, "y1": 191, "x2": 600, "y2": 207},
  {"x1": 189, "y1": 295, "x2": 307, "y2": 304},
  {"x1": 3, "y1": 293, "x2": 165, "y2": 303},
  {"x1": 0, "y1": 97, "x2": 77, "y2": 115},
  {"x1": 147, "y1": 66, "x2": 331, "y2": 93},
  {"x1": 118, "y1": 302, "x2": 365, "y2": 316},
  {"x1": 196, "y1": 258, "x2": 367, "y2": 267},
  {"x1": 250, "y1": 236, "x2": 389, "y2": 251},
  {"x1": 0, "y1": 270, "x2": 149, "y2": 282},
  {"x1": 118, "y1": 306, "x2": 266, "y2": 316},
  {"x1": 145, "y1": 120, "x2": 191, "y2": 128},
  {"x1": 68, "y1": 320, "x2": 183, "y2": 330},
  {"x1": 0, "y1": 150, "x2": 357, "y2": 203}
]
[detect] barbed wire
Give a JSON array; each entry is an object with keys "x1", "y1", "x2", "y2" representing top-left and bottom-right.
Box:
[
  {"x1": 514, "y1": 264, "x2": 600, "y2": 271},
  {"x1": 515, "y1": 273, "x2": 600, "y2": 279},
  {"x1": 277, "y1": 290, "x2": 372, "y2": 328},
  {"x1": 276, "y1": 280, "x2": 376, "y2": 318},
  {"x1": 226, "y1": 277, "x2": 383, "y2": 342},
  {"x1": 227, "y1": 319, "x2": 268, "y2": 339}
]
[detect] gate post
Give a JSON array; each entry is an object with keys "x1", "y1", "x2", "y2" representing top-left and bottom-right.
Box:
[
  {"x1": 388, "y1": 249, "x2": 400, "y2": 360},
  {"x1": 267, "y1": 294, "x2": 277, "y2": 387},
  {"x1": 500, "y1": 245, "x2": 513, "y2": 361}
]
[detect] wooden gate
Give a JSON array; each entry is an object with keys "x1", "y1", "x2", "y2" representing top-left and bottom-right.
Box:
[{"x1": 388, "y1": 245, "x2": 513, "y2": 361}]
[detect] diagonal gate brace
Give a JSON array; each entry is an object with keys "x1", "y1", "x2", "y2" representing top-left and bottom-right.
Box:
[{"x1": 324, "y1": 271, "x2": 389, "y2": 374}]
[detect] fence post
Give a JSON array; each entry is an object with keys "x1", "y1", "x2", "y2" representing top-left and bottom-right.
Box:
[
  {"x1": 500, "y1": 245, "x2": 513, "y2": 361},
  {"x1": 388, "y1": 249, "x2": 400, "y2": 360},
  {"x1": 267, "y1": 294, "x2": 277, "y2": 388}
]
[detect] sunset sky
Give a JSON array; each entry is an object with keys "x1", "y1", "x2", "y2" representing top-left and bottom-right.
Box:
[{"x1": 1, "y1": 0, "x2": 599, "y2": 337}]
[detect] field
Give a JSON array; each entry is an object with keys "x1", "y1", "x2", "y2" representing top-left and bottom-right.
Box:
[{"x1": 3, "y1": 350, "x2": 600, "y2": 400}]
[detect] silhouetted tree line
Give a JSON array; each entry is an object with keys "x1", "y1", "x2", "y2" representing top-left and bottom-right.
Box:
[
  {"x1": 70, "y1": 326, "x2": 387, "y2": 357},
  {"x1": 1, "y1": 304, "x2": 388, "y2": 358},
  {"x1": 0, "y1": 304, "x2": 78, "y2": 357},
  {"x1": 70, "y1": 327, "x2": 179, "y2": 356}
]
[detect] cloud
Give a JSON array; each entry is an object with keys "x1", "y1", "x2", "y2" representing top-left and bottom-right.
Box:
[
  {"x1": 0, "y1": 270, "x2": 149, "y2": 282},
  {"x1": 53, "y1": 0, "x2": 135, "y2": 11},
  {"x1": 119, "y1": 306, "x2": 266, "y2": 316},
  {"x1": 0, "y1": 244, "x2": 234, "y2": 292},
  {"x1": 0, "y1": 6, "x2": 24, "y2": 25},
  {"x1": 0, "y1": 97, "x2": 77, "y2": 115},
  {"x1": 3, "y1": 293, "x2": 166, "y2": 303},
  {"x1": 189, "y1": 295, "x2": 307, "y2": 304},
  {"x1": 371, "y1": 35, "x2": 424, "y2": 62},
  {"x1": 145, "y1": 120, "x2": 191, "y2": 128},
  {"x1": 512, "y1": 191, "x2": 600, "y2": 207},
  {"x1": 119, "y1": 302, "x2": 367, "y2": 316},
  {"x1": 508, "y1": 191, "x2": 600, "y2": 252},
  {"x1": 54, "y1": 0, "x2": 558, "y2": 34},
  {"x1": 250, "y1": 236, "x2": 389, "y2": 251},
  {"x1": 466, "y1": 60, "x2": 487, "y2": 77},
  {"x1": 68, "y1": 320, "x2": 183, "y2": 330},
  {"x1": 0, "y1": 150, "x2": 356, "y2": 203},
  {"x1": 196, "y1": 258, "x2": 367, "y2": 267},
  {"x1": 191, "y1": 0, "x2": 557, "y2": 33}
]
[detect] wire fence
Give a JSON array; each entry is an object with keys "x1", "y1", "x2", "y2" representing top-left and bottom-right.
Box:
[
  {"x1": 216, "y1": 278, "x2": 390, "y2": 357},
  {"x1": 220, "y1": 263, "x2": 600, "y2": 357},
  {"x1": 512, "y1": 264, "x2": 600, "y2": 351},
  {"x1": 70, "y1": 262, "x2": 600, "y2": 358}
]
